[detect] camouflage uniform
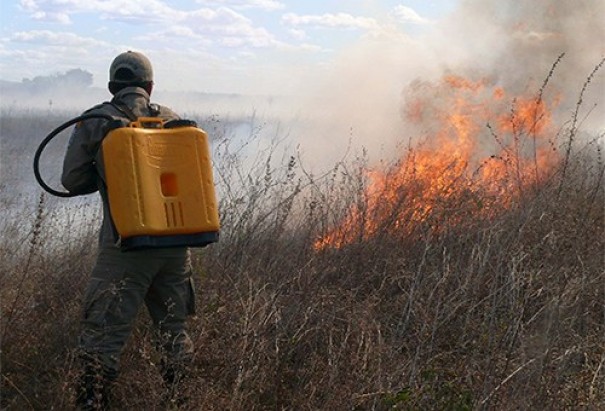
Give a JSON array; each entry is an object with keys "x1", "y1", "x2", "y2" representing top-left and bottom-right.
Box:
[{"x1": 62, "y1": 84, "x2": 195, "y2": 405}]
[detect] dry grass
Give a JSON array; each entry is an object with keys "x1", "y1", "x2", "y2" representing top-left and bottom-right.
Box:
[{"x1": 1, "y1": 68, "x2": 604, "y2": 410}]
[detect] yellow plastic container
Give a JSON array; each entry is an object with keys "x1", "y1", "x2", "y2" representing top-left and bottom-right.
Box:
[{"x1": 101, "y1": 117, "x2": 219, "y2": 249}]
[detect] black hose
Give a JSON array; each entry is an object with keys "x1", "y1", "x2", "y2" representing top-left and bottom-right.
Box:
[{"x1": 33, "y1": 113, "x2": 115, "y2": 197}]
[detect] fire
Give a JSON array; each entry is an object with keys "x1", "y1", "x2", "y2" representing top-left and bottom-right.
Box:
[{"x1": 314, "y1": 74, "x2": 560, "y2": 250}]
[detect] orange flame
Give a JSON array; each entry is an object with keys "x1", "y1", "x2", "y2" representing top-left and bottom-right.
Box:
[{"x1": 314, "y1": 74, "x2": 560, "y2": 250}]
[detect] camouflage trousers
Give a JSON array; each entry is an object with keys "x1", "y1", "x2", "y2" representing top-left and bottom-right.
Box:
[{"x1": 78, "y1": 246, "x2": 195, "y2": 382}]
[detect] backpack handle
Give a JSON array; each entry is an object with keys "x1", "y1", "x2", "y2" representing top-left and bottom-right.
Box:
[{"x1": 129, "y1": 117, "x2": 164, "y2": 128}]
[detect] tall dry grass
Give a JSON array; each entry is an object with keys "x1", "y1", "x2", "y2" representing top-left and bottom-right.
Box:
[{"x1": 1, "y1": 65, "x2": 604, "y2": 410}]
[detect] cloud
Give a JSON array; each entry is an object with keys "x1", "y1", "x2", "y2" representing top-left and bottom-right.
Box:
[
  {"x1": 11, "y1": 30, "x2": 110, "y2": 48},
  {"x1": 194, "y1": 0, "x2": 285, "y2": 11},
  {"x1": 282, "y1": 12, "x2": 380, "y2": 31},
  {"x1": 19, "y1": 0, "x2": 71, "y2": 23},
  {"x1": 16, "y1": 0, "x2": 283, "y2": 49},
  {"x1": 17, "y1": 0, "x2": 263, "y2": 25},
  {"x1": 288, "y1": 28, "x2": 308, "y2": 41},
  {"x1": 391, "y1": 5, "x2": 431, "y2": 25},
  {"x1": 18, "y1": 0, "x2": 181, "y2": 24},
  {"x1": 127, "y1": 7, "x2": 282, "y2": 49},
  {"x1": 32, "y1": 11, "x2": 71, "y2": 23}
]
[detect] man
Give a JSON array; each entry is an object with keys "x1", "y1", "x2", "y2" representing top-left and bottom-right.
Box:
[{"x1": 62, "y1": 51, "x2": 195, "y2": 409}]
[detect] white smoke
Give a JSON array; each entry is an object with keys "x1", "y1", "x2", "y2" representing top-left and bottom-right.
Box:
[{"x1": 437, "y1": 0, "x2": 604, "y2": 105}]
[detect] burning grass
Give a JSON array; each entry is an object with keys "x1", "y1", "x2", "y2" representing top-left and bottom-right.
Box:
[
  {"x1": 1, "y1": 63, "x2": 604, "y2": 409},
  {"x1": 314, "y1": 57, "x2": 571, "y2": 251}
]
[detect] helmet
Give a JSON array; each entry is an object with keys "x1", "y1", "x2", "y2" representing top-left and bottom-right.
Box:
[{"x1": 109, "y1": 51, "x2": 153, "y2": 83}]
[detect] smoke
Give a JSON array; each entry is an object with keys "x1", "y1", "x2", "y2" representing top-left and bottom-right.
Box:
[
  {"x1": 295, "y1": 0, "x2": 604, "y2": 169},
  {"x1": 292, "y1": 32, "x2": 434, "y2": 167},
  {"x1": 436, "y1": 0, "x2": 604, "y2": 97}
]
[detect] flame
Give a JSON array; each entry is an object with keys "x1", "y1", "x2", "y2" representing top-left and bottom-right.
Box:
[{"x1": 314, "y1": 74, "x2": 560, "y2": 250}]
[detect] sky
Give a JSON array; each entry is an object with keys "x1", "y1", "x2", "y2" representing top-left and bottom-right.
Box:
[{"x1": 0, "y1": 0, "x2": 458, "y2": 95}]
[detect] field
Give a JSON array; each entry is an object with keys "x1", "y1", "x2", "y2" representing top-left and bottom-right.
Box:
[{"x1": 1, "y1": 68, "x2": 604, "y2": 409}]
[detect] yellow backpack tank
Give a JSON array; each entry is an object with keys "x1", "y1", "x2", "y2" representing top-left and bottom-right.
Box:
[{"x1": 101, "y1": 117, "x2": 219, "y2": 250}]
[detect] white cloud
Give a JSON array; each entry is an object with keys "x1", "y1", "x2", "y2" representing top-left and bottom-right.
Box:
[
  {"x1": 11, "y1": 30, "x2": 110, "y2": 48},
  {"x1": 134, "y1": 26, "x2": 213, "y2": 48},
  {"x1": 16, "y1": 0, "x2": 283, "y2": 50},
  {"x1": 391, "y1": 5, "x2": 431, "y2": 25},
  {"x1": 288, "y1": 28, "x2": 308, "y2": 41},
  {"x1": 18, "y1": 0, "x2": 181, "y2": 24},
  {"x1": 282, "y1": 12, "x2": 380, "y2": 31},
  {"x1": 150, "y1": 7, "x2": 282, "y2": 49},
  {"x1": 194, "y1": 0, "x2": 285, "y2": 11},
  {"x1": 184, "y1": 7, "x2": 255, "y2": 35},
  {"x1": 17, "y1": 0, "x2": 256, "y2": 25},
  {"x1": 279, "y1": 42, "x2": 322, "y2": 53},
  {"x1": 17, "y1": 0, "x2": 283, "y2": 25},
  {"x1": 32, "y1": 11, "x2": 71, "y2": 23}
]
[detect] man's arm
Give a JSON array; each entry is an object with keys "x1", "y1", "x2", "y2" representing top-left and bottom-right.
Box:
[{"x1": 61, "y1": 119, "x2": 99, "y2": 195}]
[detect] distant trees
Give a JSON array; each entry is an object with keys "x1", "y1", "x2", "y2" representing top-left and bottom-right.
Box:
[
  {"x1": 20, "y1": 68, "x2": 93, "y2": 92},
  {"x1": 0, "y1": 68, "x2": 105, "y2": 109}
]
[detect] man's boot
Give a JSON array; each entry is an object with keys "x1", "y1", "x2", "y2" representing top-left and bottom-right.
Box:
[
  {"x1": 161, "y1": 362, "x2": 189, "y2": 407},
  {"x1": 75, "y1": 365, "x2": 112, "y2": 410}
]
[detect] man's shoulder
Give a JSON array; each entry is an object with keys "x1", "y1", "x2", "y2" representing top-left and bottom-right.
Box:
[{"x1": 82, "y1": 101, "x2": 114, "y2": 115}]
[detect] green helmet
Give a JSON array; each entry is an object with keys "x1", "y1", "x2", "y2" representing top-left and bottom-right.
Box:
[{"x1": 109, "y1": 51, "x2": 153, "y2": 83}]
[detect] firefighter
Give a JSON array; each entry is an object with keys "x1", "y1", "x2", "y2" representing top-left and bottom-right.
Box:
[{"x1": 62, "y1": 51, "x2": 195, "y2": 409}]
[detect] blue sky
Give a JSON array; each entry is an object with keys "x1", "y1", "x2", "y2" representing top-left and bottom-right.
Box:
[{"x1": 0, "y1": 0, "x2": 458, "y2": 94}]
